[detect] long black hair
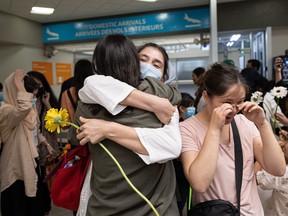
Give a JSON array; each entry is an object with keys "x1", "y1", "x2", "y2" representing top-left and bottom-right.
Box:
[
  {"x1": 92, "y1": 34, "x2": 140, "y2": 87},
  {"x1": 72, "y1": 59, "x2": 94, "y2": 101},
  {"x1": 27, "y1": 71, "x2": 59, "y2": 109},
  {"x1": 24, "y1": 75, "x2": 40, "y2": 93}
]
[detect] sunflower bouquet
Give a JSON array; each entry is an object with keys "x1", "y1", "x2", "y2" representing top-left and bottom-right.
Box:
[{"x1": 44, "y1": 108, "x2": 159, "y2": 216}]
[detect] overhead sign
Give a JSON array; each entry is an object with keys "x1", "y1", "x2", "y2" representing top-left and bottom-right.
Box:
[
  {"x1": 56, "y1": 63, "x2": 72, "y2": 84},
  {"x1": 42, "y1": 7, "x2": 210, "y2": 43},
  {"x1": 32, "y1": 62, "x2": 53, "y2": 85}
]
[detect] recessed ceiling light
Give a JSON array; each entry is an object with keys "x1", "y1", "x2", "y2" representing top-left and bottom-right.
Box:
[
  {"x1": 31, "y1": 7, "x2": 54, "y2": 15},
  {"x1": 230, "y1": 34, "x2": 241, "y2": 42},
  {"x1": 136, "y1": 0, "x2": 158, "y2": 2}
]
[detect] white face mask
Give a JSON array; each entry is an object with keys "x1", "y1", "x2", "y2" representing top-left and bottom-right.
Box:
[
  {"x1": 31, "y1": 98, "x2": 37, "y2": 106},
  {"x1": 140, "y1": 62, "x2": 162, "y2": 80},
  {"x1": 184, "y1": 106, "x2": 196, "y2": 119},
  {"x1": 0, "y1": 92, "x2": 3, "y2": 102}
]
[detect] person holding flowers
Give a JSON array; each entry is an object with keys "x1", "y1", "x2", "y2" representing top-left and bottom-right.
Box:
[
  {"x1": 68, "y1": 34, "x2": 181, "y2": 216},
  {"x1": 180, "y1": 62, "x2": 286, "y2": 216},
  {"x1": 273, "y1": 57, "x2": 288, "y2": 116},
  {"x1": 255, "y1": 129, "x2": 288, "y2": 216},
  {"x1": 0, "y1": 69, "x2": 47, "y2": 216},
  {"x1": 251, "y1": 86, "x2": 288, "y2": 135}
]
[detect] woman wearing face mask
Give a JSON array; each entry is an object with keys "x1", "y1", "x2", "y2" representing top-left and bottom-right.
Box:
[
  {"x1": 27, "y1": 71, "x2": 60, "y2": 216},
  {"x1": 27, "y1": 71, "x2": 60, "y2": 155},
  {"x1": 178, "y1": 92, "x2": 195, "y2": 122},
  {"x1": 172, "y1": 92, "x2": 195, "y2": 215},
  {"x1": 0, "y1": 69, "x2": 48, "y2": 216}
]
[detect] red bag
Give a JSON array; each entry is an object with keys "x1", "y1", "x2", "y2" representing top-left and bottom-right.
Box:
[{"x1": 50, "y1": 145, "x2": 91, "y2": 211}]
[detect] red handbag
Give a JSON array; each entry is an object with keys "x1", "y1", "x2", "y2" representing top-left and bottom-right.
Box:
[{"x1": 49, "y1": 145, "x2": 91, "y2": 211}]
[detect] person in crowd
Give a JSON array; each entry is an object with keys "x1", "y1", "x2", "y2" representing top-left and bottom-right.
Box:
[
  {"x1": 60, "y1": 60, "x2": 94, "y2": 216},
  {"x1": 273, "y1": 57, "x2": 288, "y2": 116},
  {"x1": 0, "y1": 82, "x2": 3, "y2": 106},
  {"x1": 61, "y1": 59, "x2": 94, "y2": 123},
  {"x1": 137, "y1": 42, "x2": 175, "y2": 85},
  {"x1": 27, "y1": 71, "x2": 60, "y2": 152},
  {"x1": 241, "y1": 59, "x2": 272, "y2": 101},
  {"x1": 178, "y1": 92, "x2": 195, "y2": 122},
  {"x1": 246, "y1": 59, "x2": 261, "y2": 72},
  {"x1": 192, "y1": 67, "x2": 205, "y2": 86},
  {"x1": 222, "y1": 59, "x2": 236, "y2": 68},
  {"x1": 58, "y1": 77, "x2": 73, "y2": 104},
  {"x1": 69, "y1": 34, "x2": 181, "y2": 215},
  {"x1": 192, "y1": 67, "x2": 205, "y2": 113},
  {"x1": 255, "y1": 129, "x2": 288, "y2": 216},
  {"x1": 74, "y1": 41, "x2": 181, "y2": 216},
  {"x1": 27, "y1": 71, "x2": 60, "y2": 216},
  {"x1": 174, "y1": 92, "x2": 195, "y2": 215},
  {"x1": 0, "y1": 69, "x2": 48, "y2": 216},
  {"x1": 180, "y1": 62, "x2": 286, "y2": 215}
]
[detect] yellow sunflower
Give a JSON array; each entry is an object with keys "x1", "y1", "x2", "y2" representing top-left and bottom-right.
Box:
[{"x1": 44, "y1": 108, "x2": 70, "y2": 133}]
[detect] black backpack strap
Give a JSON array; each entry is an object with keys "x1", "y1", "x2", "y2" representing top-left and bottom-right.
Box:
[
  {"x1": 231, "y1": 119, "x2": 243, "y2": 214},
  {"x1": 67, "y1": 88, "x2": 77, "y2": 111}
]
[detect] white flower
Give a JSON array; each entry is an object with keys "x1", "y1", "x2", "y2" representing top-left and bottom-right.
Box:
[
  {"x1": 270, "y1": 86, "x2": 288, "y2": 99},
  {"x1": 250, "y1": 91, "x2": 263, "y2": 105}
]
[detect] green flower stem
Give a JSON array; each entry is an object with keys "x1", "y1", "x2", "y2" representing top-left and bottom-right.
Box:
[
  {"x1": 99, "y1": 143, "x2": 160, "y2": 216},
  {"x1": 262, "y1": 102, "x2": 282, "y2": 134},
  {"x1": 62, "y1": 121, "x2": 159, "y2": 216},
  {"x1": 60, "y1": 121, "x2": 80, "y2": 129}
]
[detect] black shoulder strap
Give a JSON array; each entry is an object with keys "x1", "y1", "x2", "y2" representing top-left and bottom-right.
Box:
[
  {"x1": 67, "y1": 88, "x2": 77, "y2": 111},
  {"x1": 231, "y1": 119, "x2": 243, "y2": 214}
]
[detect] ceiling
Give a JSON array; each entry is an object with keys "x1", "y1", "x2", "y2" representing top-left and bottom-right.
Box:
[
  {"x1": 0, "y1": 0, "x2": 249, "y2": 53},
  {"x1": 0, "y1": 0, "x2": 246, "y2": 24}
]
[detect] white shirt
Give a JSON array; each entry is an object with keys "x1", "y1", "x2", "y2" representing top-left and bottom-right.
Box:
[
  {"x1": 79, "y1": 75, "x2": 181, "y2": 164},
  {"x1": 257, "y1": 166, "x2": 288, "y2": 216},
  {"x1": 263, "y1": 92, "x2": 283, "y2": 127}
]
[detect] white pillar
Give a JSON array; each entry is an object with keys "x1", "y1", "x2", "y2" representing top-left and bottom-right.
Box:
[
  {"x1": 265, "y1": 26, "x2": 272, "y2": 80},
  {"x1": 210, "y1": 0, "x2": 218, "y2": 63}
]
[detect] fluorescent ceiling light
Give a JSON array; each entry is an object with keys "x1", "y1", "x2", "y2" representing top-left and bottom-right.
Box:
[
  {"x1": 31, "y1": 7, "x2": 54, "y2": 15},
  {"x1": 136, "y1": 0, "x2": 158, "y2": 2},
  {"x1": 230, "y1": 34, "x2": 241, "y2": 41},
  {"x1": 226, "y1": 41, "x2": 234, "y2": 47},
  {"x1": 82, "y1": 51, "x2": 94, "y2": 55}
]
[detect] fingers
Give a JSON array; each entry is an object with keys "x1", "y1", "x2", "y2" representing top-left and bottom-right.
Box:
[
  {"x1": 76, "y1": 129, "x2": 88, "y2": 145},
  {"x1": 79, "y1": 116, "x2": 90, "y2": 124},
  {"x1": 237, "y1": 101, "x2": 259, "y2": 112},
  {"x1": 280, "y1": 129, "x2": 288, "y2": 138},
  {"x1": 15, "y1": 69, "x2": 26, "y2": 78}
]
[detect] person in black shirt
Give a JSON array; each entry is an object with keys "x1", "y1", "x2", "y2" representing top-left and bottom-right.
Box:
[{"x1": 241, "y1": 59, "x2": 273, "y2": 101}]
